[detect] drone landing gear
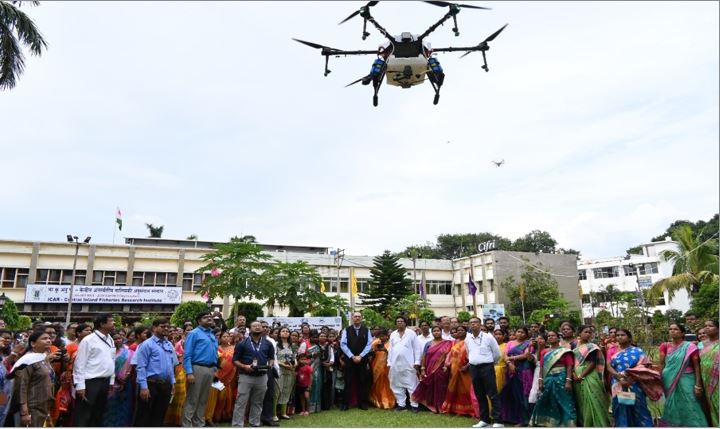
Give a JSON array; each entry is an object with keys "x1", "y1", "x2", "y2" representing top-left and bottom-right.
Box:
[
  {"x1": 428, "y1": 70, "x2": 443, "y2": 106},
  {"x1": 433, "y1": 93, "x2": 440, "y2": 105},
  {"x1": 373, "y1": 95, "x2": 378, "y2": 107}
]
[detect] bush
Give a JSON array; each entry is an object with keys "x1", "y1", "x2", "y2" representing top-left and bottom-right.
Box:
[
  {"x1": 361, "y1": 308, "x2": 388, "y2": 329},
  {"x1": 0, "y1": 298, "x2": 20, "y2": 331},
  {"x1": 227, "y1": 302, "x2": 264, "y2": 326},
  {"x1": 171, "y1": 301, "x2": 211, "y2": 327},
  {"x1": 16, "y1": 315, "x2": 32, "y2": 331},
  {"x1": 457, "y1": 311, "x2": 471, "y2": 323},
  {"x1": 418, "y1": 309, "x2": 435, "y2": 325}
]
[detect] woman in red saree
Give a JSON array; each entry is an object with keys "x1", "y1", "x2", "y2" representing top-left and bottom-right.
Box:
[
  {"x1": 412, "y1": 326, "x2": 452, "y2": 413},
  {"x1": 440, "y1": 326, "x2": 478, "y2": 417}
]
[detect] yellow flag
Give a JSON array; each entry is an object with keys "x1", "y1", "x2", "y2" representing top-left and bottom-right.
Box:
[
  {"x1": 320, "y1": 279, "x2": 326, "y2": 293},
  {"x1": 351, "y1": 268, "x2": 358, "y2": 296}
]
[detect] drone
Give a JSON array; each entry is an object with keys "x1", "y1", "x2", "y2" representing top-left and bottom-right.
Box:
[
  {"x1": 293, "y1": 1, "x2": 508, "y2": 106},
  {"x1": 492, "y1": 159, "x2": 505, "y2": 167}
]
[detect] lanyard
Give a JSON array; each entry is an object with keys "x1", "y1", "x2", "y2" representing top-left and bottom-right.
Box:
[
  {"x1": 95, "y1": 332, "x2": 113, "y2": 348},
  {"x1": 249, "y1": 338, "x2": 264, "y2": 360}
]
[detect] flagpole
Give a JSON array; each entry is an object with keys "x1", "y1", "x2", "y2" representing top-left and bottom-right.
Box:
[
  {"x1": 112, "y1": 212, "x2": 116, "y2": 245},
  {"x1": 470, "y1": 258, "x2": 477, "y2": 317}
]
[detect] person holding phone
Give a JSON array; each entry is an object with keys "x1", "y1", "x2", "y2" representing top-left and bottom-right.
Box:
[{"x1": 9, "y1": 331, "x2": 54, "y2": 427}]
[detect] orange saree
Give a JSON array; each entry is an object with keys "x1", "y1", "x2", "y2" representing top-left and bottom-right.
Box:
[
  {"x1": 369, "y1": 339, "x2": 396, "y2": 409},
  {"x1": 440, "y1": 340, "x2": 478, "y2": 417}
]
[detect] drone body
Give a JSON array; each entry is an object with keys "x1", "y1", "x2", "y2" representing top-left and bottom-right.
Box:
[{"x1": 293, "y1": 1, "x2": 508, "y2": 106}]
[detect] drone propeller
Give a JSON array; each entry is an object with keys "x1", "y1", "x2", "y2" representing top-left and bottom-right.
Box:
[
  {"x1": 459, "y1": 23, "x2": 508, "y2": 63},
  {"x1": 292, "y1": 38, "x2": 340, "y2": 52},
  {"x1": 345, "y1": 76, "x2": 366, "y2": 87},
  {"x1": 339, "y1": 1, "x2": 379, "y2": 25},
  {"x1": 424, "y1": 1, "x2": 490, "y2": 10}
]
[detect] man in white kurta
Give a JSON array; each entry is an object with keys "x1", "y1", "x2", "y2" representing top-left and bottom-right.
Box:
[{"x1": 387, "y1": 316, "x2": 423, "y2": 411}]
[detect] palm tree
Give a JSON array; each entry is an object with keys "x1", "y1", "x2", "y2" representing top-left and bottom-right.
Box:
[
  {"x1": 145, "y1": 223, "x2": 164, "y2": 238},
  {"x1": 650, "y1": 224, "x2": 719, "y2": 300},
  {"x1": 0, "y1": 1, "x2": 48, "y2": 90}
]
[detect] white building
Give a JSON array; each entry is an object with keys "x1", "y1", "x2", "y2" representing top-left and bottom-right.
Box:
[{"x1": 578, "y1": 237, "x2": 690, "y2": 321}]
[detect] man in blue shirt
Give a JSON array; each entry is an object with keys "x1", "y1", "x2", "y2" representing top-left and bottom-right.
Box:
[
  {"x1": 134, "y1": 318, "x2": 176, "y2": 427},
  {"x1": 340, "y1": 311, "x2": 373, "y2": 410},
  {"x1": 182, "y1": 311, "x2": 219, "y2": 427},
  {"x1": 231, "y1": 321, "x2": 275, "y2": 427}
]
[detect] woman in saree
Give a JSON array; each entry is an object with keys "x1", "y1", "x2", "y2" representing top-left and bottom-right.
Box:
[
  {"x1": 287, "y1": 330, "x2": 302, "y2": 416},
  {"x1": 306, "y1": 330, "x2": 323, "y2": 413},
  {"x1": 102, "y1": 332, "x2": 135, "y2": 427},
  {"x1": 658, "y1": 322, "x2": 707, "y2": 426},
  {"x1": 493, "y1": 329, "x2": 508, "y2": 394},
  {"x1": 54, "y1": 323, "x2": 92, "y2": 427},
  {"x1": 412, "y1": 326, "x2": 452, "y2": 413},
  {"x1": 572, "y1": 325, "x2": 610, "y2": 427},
  {"x1": 559, "y1": 321, "x2": 577, "y2": 350},
  {"x1": 205, "y1": 331, "x2": 236, "y2": 424},
  {"x1": 164, "y1": 326, "x2": 191, "y2": 426},
  {"x1": 528, "y1": 333, "x2": 547, "y2": 408},
  {"x1": 318, "y1": 332, "x2": 335, "y2": 410},
  {"x1": 500, "y1": 326, "x2": 533, "y2": 425},
  {"x1": 440, "y1": 326, "x2": 477, "y2": 417},
  {"x1": 0, "y1": 334, "x2": 14, "y2": 427},
  {"x1": 530, "y1": 330, "x2": 577, "y2": 427},
  {"x1": 602, "y1": 327, "x2": 619, "y2": 390},
  {"x1": 606, "y1": 328, "x2": 656, "y2": 427},
  {"x1": 369, "y1": 329, "x2": 395, "y2": 409},
  {"x1": 277, "y1": 327, "x2": 297, "y2": 419},
  {"x1": 699, "y1": 320, "x2": 718, "y2": 426}
]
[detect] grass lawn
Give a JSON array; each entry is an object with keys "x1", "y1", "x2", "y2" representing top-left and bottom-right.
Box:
[{"x1": 275, "y1": 408, "x2": 475, "y2": 428}]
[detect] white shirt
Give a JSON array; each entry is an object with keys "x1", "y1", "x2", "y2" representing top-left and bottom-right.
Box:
[
  {"x1": 265, "y1": 336, "x2": 280, "y2": 371},
  {"x1": 229, "y1": 326, "x2": 249, "y2": 336},
  {"x1": 465, "y1": 331, "x2": 501, "y2": 365},
  {"x1": 441, "y1": 330, "x2": 454, "y2": 341},
  {"x1": 73, "y1": 330, "x2": 116, "y2": 390},
  {"x1": 388, "y1": 329, "x2": 422, "y2": 367},
  {"x1": 417, "y1": 333, "x2": 433, "y2": 349}
]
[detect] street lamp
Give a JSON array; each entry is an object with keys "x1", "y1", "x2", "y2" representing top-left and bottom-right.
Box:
[
  {"x1": 66, "y1": 235, "x2": 91, "y2": 327},
  {"x1": 0, "y1": 292, "x2": 7, "y2": 307}
]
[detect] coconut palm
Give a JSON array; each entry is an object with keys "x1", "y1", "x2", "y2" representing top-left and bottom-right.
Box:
[
  {"x1": 0, "y1": 1, "x2": 47, "y2": 90},
  {"x1": 650, "y1": 224, "x2": 719, "y2": 300}
]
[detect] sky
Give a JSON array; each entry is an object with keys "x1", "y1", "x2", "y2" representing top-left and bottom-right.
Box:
[{"x1": 1, "y1": 1, "x2": 718, "y2": 260}]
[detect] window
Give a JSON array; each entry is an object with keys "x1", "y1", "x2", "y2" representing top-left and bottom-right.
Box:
[
  {"x1": 35, "y1": 269, "x2": 86, "y2": 285},
  {"x1": 488, "y1": 279, "x2": 494, "y2": 292},
  {"x1": 91, "y1": 271, "x2": 128, "y2": 286},
  {"x1": 623, "y1": 263, "x2": 659, "y2": 276},
  {"x1": 0, "y1": 267, "x2": 29, "y2": 288},
  {"x1": 132, "y1": 271, "x2": 180, "y2": 287},
  {"x1": 578, "y1": 270, "x2": 587, "y2": 280},
  {"x1": 182, "y1": 272, "x2": 206, "y2": 291},
  {"x1": 412, "y1": 280, "x2": 452, "y2": 295},
  {"x1": 592, "y1": 267, "x2": 619, "y2": 279}
]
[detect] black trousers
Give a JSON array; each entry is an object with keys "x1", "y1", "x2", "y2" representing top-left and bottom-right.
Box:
[
  {"x1": 343, "y1": 357, "x2": 369, "y2": 408},
  {"x1": 74, "y1": 377, "x2": 111, "y2": 427},
  {"x1": 135, "y1": 380, "x2": 173, "y2": 427},
  {"x1": 261, "y1": 369, "x2": 277, "y2": 422},
  {"x1": 470, "y1": 363, "x2": 500, "y2": 423}
]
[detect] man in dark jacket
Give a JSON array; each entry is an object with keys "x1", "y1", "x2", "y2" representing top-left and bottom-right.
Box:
[{"x1": 339, "y1": 312, "x2": 373, "y2": 410}]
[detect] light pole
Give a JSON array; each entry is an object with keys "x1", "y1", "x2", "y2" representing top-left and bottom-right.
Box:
[
  {"x1": 628, "y1": 262, "x2": 651, "y2": 342},
  {"x1": 66, "y1": 235, "x2": 91, "y2": 327}
]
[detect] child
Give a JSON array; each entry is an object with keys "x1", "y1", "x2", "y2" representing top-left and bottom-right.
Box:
[{"x1": 296, "y1": 354, "x2": 313, "y2": 416}]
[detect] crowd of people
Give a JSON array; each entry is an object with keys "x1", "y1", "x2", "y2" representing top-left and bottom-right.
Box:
[{"x1": 0, "y1": 311, "x2": 717, "y2": 428}]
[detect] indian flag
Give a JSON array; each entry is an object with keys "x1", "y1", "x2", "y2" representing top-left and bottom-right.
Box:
[{"x1": 116, "y1": 207, "x2": 123, "y2": 231}]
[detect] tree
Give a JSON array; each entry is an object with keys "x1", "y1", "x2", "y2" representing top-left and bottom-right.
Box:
[
  {"x1": 0, "y1": 296, "x2": 20, "y2": 330},
  {"x1": 650, "y1": 224, "x2": 719, "y2": 300},
  {"x1": 626, "y1": 245, "x2": 643, "y2": 256},
  {"x1": 311, "y1": 295, "x2": 350, "y2": 325},
  {"x1": 457, "y1": 310, "x2": 471, "y2": 323},
  {"x1": 228, "y1": 302, "x2": 264, "y2": 325},
  {"x1": 512, "y1": 230, "x2": 557, "y2": 253},
  {"x1": 436, "y1": 233, "x2": 513, "y2": 258},
  {"x1": 187, "y1": 234, "x2": 198, "y2": 240},
  {"x1": 417, "y1": 308, "x2": 435, "y2": 325},
  {"x1": 16, "y1": 315, "x2": 31, "y2": 331},
  {"x1": 145, "y1": 223, "x2": 164, "y2": 238},
  {"x1": 196, "y1": 237, "x2": 273, "y2": 301},
  {"x1": 360, "y1": 308, "x2": 388, "y2": 329},
  {"x1": 170, "y1": 301, "x2": 210, "y2": 327},
  {"x1": 503, "y1": 263, "x2": 563, "y2": 319},
  {"x1": 360, "y1": 250, "x2": 412, "y2": 316},
  {"x1": 389, "y1": 293, "x2": 431, "y2": 325},
  {"x1": 258, "y1": 260, "x2": 325, "y2": 317},
  {"x1": 0, "y1": 1, "x2": 47, "y2": 90},
  {"x1": 687, "y1": 280, "x2": 719, "y2": 321}
]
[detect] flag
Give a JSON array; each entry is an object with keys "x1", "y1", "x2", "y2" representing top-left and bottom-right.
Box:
[
  {"x1": 320, "y1": 279, "x2": 326, "y2": 293},
  {"x1": 468, "y1": 272, "x2": 477, "y2": 296},
  {"x1": 519, "y1": 282, "x2": 525, "y2": 301},
  {"x1": 419, "y1": 271, "x2": 427, "y2": 299},
  {"x1": 115, "y1": 207, "x2": 123, "y2": 231},
  {"x1": 351, "y1": 268, "x2": 358, "y2": 296}
]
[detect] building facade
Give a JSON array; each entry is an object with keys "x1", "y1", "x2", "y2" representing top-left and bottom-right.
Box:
[
  {"x1": 577, "y1": 237, "x2": 690, "y2": 322},
  {"x1": 0, "y1": 237, "x2": 581, "y2": 324}
]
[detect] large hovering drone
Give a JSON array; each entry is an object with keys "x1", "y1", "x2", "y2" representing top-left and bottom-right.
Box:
[{"x1": 293, "y1": 1, "x2": 507, "y2": 106}]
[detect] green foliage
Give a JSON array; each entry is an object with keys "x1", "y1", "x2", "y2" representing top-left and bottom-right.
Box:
[
  {"x1": 138, "y1": 313, "x2": 162, "y2": 326},
  {"x1": 196, "y1": 237, "x2": 273, "y2": 301},
  {"x1": 187, "y1": 234, "x2": 198, "y2": 240},
  {"x1": 503, "y1": 263, "x2": 569, "y2": 321},
  {"x1": 527, "y1": 296, "x2": 580, "y2": 331},
  {"x1": 259, "y1": 260, "x2": 325, "y2": 317},
  {"x1": 626, "y1": 245, "x2": 643, "y2": 255},
  {"x1": 113, "y1": 314, "x2": 123, "y2": 329},
  {"x1": 0, "y1": 1, "x2": 48, "y2": 91},
  {"x1": 688, "y1": 280, "x2": 719, "y2": 320},
  {"x1": 0, "y1": 297, "x2": 20, "y2": 330},
  {"x1": 311, "y1": 295, "x2": 350, "y2": 326},
  {"x1": 229, "y1": 302, "x2": 264, "y2": 325},
  {"x1": 512, "y1": 230, "x2": 557, "y2": 254},
  {"x1": 457, "y1": 311, "x2": 471, "y2": 323},
  {"x1": 594, "y1": 310, "x2": 614, "y2": 328},
  {"x1": 16, "y1": 315, "x2": 32, "y2": 331},
  {"x1": 509, "y1": 315, "x2": 523, "y2": 328},
  {"x1": 360, "y1": 250, "x2": 412, "y2": 316},
  {"x1": 388, "y1": 294, "x2": 431, "y2": 325},
  {"x1": 145, "y1": 223, "x2": 164, "y2": 238},
  {"x1": 417, "y1": 309, "x2": 436, "y2": 325},
  {"x1": 171, "y1": 301, "x2": 210, "y2": 327},
  {"x1": 360, "y1": 308, "x2": 388, "y2": 329},
  {"x1": 276, "y1": 406, "x2": 473, "y2": 427}
]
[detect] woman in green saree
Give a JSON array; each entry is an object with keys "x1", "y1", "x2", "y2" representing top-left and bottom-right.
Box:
[
  {"x1": 530, "y1": 330, "x2": 577, "y2": 427},
  {"x1": 658, "y1": 322, "x2": 707, "y2": 427},
  {"x1": 699, "y1": 320, "x2": 719, "y2": 426},
  {"x1": 572, "y1": 325, "x2": 610, "y2": 427}
]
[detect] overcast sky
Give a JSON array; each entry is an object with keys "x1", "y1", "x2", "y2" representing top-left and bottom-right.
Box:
[{"x1": 1, "y1": 1, "x2": 718, "y2": 260}]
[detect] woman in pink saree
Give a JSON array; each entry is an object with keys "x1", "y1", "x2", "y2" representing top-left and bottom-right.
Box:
[{"x1": 412, "y1": 326, "x2": 452, "y2": 413}]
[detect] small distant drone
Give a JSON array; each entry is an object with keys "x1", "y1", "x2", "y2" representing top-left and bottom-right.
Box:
[
  {"x1": 492, "y1": 159, "x2": 505, "y2": 167},
  {"x1": 294, "y1": 1, "x2": 507, "y2": 106}
]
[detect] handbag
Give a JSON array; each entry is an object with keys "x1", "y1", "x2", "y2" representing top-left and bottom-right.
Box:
[{"x1": 617, "y1": 389, "x2": 636, "y2": 405}]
